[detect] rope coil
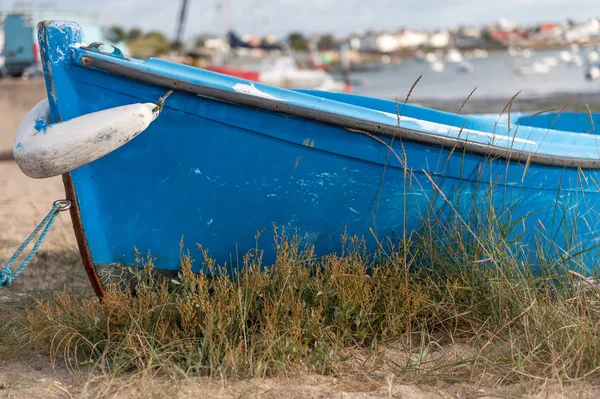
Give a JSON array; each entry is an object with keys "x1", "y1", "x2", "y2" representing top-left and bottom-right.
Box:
[{"x1": 0, "y1": 199, "x2": 71, "y2": 287}]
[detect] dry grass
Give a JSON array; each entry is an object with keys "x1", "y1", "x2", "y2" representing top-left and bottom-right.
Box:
[
  {"x1": 23, "y1": 232, "x2": 429, "y2": 378},
  {"x1": 11, "y1": 218, "x2": 600, "y2": 390}
]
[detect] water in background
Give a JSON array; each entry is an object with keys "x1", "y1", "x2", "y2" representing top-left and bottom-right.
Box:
[{"x1": 351, "y1": 49, "x2": 600, "y2": 104}]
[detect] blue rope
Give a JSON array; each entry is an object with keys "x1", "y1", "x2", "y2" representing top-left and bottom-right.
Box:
[{"x1": 0, "y1": 200, "x2": 70, "y2": 288}]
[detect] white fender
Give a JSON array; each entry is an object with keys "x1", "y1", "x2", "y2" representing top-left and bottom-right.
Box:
[{"x1": 13, "y1": 99, "x2": 160, "y2": 179}]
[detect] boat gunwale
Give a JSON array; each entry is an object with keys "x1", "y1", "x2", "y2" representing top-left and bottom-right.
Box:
[{"x1": 77, "y1": 52, "x2": 600, "y2": 170}]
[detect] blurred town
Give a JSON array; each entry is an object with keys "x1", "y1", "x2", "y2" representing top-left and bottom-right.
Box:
[
  {"x1": 175, "y1": 16, "x2": 600, "y2": 67},
  {"x1": 0, "y1": 3, "x2": 599, "y2": 98}
]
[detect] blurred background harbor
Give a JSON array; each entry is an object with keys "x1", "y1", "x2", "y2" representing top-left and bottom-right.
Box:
[{"x1": 0, "y1": 1, "x2": 599, "y2": 112}]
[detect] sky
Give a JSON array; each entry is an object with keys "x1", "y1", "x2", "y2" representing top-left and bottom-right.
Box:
[{"x1": 1, "y1": 0, "x2": 598, "y2": 39}]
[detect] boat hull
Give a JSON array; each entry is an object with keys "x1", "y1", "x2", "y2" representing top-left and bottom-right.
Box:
[{"x1": 32, "y1": 22, "x2": 600, "y2": 294}]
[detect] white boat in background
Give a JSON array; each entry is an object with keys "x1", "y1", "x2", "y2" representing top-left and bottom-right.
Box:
[
  {"x1": 514, "y1": 61, "x2": 551, "y2": 77},
  {"x1": 257, "y1": 56, "x2": 348, "y2": 91},
  {"x1": 430, "y1": 60, "x2": 445, "y2": 72},
  {"x1": 507, "y1": 47, "x2": 534, "y2": 58},
  {"x1": 532, "y1": 61, "x2": 551, "y2": 74},
  {"x1": 425, "y1": 52, "x2": 438, "y2": 63},
  {"x1": 558, "y1": 50, "x2": 572, "y2": 63},
  {"x1": 207, "y1": 55, "x2": 349, "y2": 92},
  {"x1": 587, "y1": 50, "x2": 600, "y2": 63},
  {"x1": 541, "y1": 56, "x2": 558, "y2": 68},
  {"x1": 570, "y1": 54, "x2": 584, "y2": 67},
  {"x1": 445, "y1": 48, "x2": 463, "y2": 63},
  {"x1": 586, "y1": 64, "x2": 600, "y2": 81},
  {"x1": 521, "y1": 48, "x2": 534, "y2": 58}
]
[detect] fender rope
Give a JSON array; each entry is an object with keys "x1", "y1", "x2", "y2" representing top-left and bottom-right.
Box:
[{"x1": 0, "y1": 199, "x2": 71, "y2": 287}]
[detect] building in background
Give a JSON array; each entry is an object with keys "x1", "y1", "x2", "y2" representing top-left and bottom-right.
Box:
[
  {"x1": 455, "y1": 26, "x2": 486, "y2": 49},
  {"x1": 562, "y1": 18, "x2": 600, "y2": 43},
  {"x1": 3, "y1": 8, "x2": 128, "y2": 77},
  {"x1": 429, "y1": 30, "x2": 451, "y2": 49}
]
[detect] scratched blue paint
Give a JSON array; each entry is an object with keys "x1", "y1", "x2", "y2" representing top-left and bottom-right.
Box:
[
  {"x1": 34, "y1": 117, "x2": 48, "y2": 133},
  {"x1": 36, "y1": 21, "x2": 600, "y2": 275}
]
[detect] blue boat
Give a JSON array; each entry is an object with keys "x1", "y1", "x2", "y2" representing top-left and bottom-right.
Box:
[{"x1": 13, "y1": 21, "x2": 600, "y2": 297}]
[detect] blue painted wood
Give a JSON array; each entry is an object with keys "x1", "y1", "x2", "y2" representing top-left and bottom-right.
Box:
[
  {"x1": 299, "y1": 90, "x2": 600, "y2": 134},
  {"x1": 36, "y1": 21, "x2": 600, "y2": 275}
]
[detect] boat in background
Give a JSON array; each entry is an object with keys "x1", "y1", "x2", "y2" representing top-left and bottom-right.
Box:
[
  {"x1": 14, "y1": 21, "x2": 600, "y2": 297},
  {"x1": 430, "y1": 60, "x2": 445, "y2": 72},
  {"x1": 586, "y1": 49, "x2": 600, "y2": 63},
  {"x1": 585, "y1": 63, "x2": 600, "y2": 80},
  {"x1": 201, "y1": 30, "x2": 351, "y2": 92},
  {"x1": 206, "y1": 55, "x2": 351, "y2": 92},
  {"x1": 226, "y1": 30, "x2": 284, "y2": 52},
  {"x1": 445, "y1": 48, "x2": 463, "y2": 63}
]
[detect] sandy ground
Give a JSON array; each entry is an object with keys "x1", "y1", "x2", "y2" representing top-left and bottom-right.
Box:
[
  {"x1": 2, "y1": 78, "x2": 600, "y2": 398},
  {"x1": 0, "y1": 80, "x2": 47, "y2": 158},
  {"x1": 2, "y1": 354, "x2": 600, "y2": 399},
  {"x1": 0, "y1": 78, "x2": 69, "y2": 243},
  {"x1": 0, "y1": 79, "x2": 86, "y2": 297}
]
